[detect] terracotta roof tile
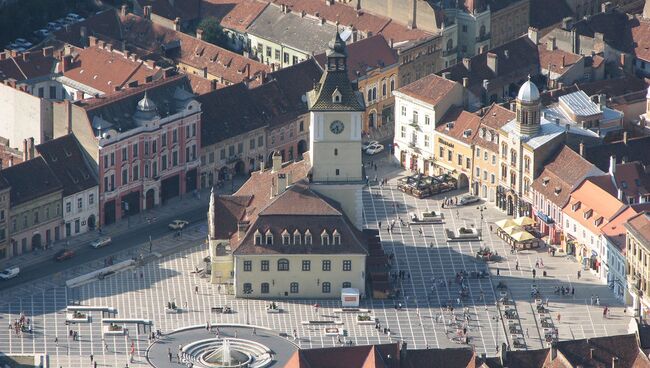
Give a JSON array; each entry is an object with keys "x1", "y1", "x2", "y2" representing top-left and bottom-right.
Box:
[
  {"x1": 583, "y1": 135, "x2": 650, "y2": 171},
  {"x1": 0, "y1": 50, "x2": 57, "y2": 82},
  {"x1": 478, "y1": 103, "x2": 516, "y2": 130},
  {"x1": 1, "y1": 156, "x2": 62, "y2": 207},
  {"x1": 613, "y1": 162, "x2": 650, "y2": 200},
  {"x1": 564, "y1": 176, "x2": 626, "y2": 234},
  {"x1": 286, "y1": 343, "x2": 399, "y2": 368},
  {"x1": 626, "y1": 211, "x2": 650, "y2": 246},
  {"x1": 632, "y1": 18, "x2": 650, "y2": 62},
  {"x1": 538, "y1": 45, "x2": 583, "y2": 77},
  {"x1": 136, "y1": 0, "x2": 200, "y2": 21},
  {"x1": 554, "y1": 334, "x2": 650, "y2": 368},
  {"x1": 201, "y1": 0, "x2": 268, "y2": 32},
  {"x1": 401, "y1": 347, "x2": 476, "y2": 368},
  {"x1": 61, "y1": 45, "x2": 162, "y2": 94},
  {"x1": 436, "y1": 108, "x2": 482, "y2": 145},
  {"x1": 314, "y1": 35, "x2": 397, "y2": 82},
  {"x1": 602, "y1": 206, "x2": 638, "y2": 252},
  {"x1": 397, "y1": 73, "x2": 460, "y2": 107}
]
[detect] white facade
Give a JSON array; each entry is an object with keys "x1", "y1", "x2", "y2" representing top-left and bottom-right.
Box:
[
  {"x1": 602, "y1": 234, "x2": 628, "y2": 302},
  {"x1": 0, "y1": 83, "x2": 53, "y2": 149},
  {"x1": 563, "y1": 210, "x2": 606, "y2": 280},
  {"x1": 393, "y1": 93, "x2": 436, "y2": 172},
  {"x1": 63, "y1": 186, "x2": 99, "y2": 238}
]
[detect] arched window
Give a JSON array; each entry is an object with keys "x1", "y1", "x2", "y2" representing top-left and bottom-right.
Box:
[
  {"x1": 265, "y1": 230, "x2": 273, "y2": 245},
  {"x1": 243, "y1": 283, "x2": 252, "y2": 294},
  {"x1": 277, "y1": 259, "x2": 289, "y2": 271},
  {"x1": 447, "y1": 39, "x2": 453, "y2": 51},
  {"x1": 367, "y1": 89, "x2": 372, "y2": 102},
  {"x1": 305, "y1": 230, "x2": 312, "y2": 245},
  {"x1": 333, "y1": 229, "x2": 341, "y2": 245},
  {"x1": 342, "y1": 282, "x2": 352, "y2": 288},
  {"x1": 479, "y1": 25, "x2": 486, "y2": 38},
  {"x1": 282, "y1": 229, "x2": 290, "y2": 245},
  {"x1": 334, "y1": 148, "x2": 338, "y2": 156},
  {"x1": 372, "y1": 87, "x2": 377, "y2": 101},
  {"x1": 382, "y1": 81, "x2": 387, "y2": 96},
  {"x1": 299, "y1": 121, "x2": 304, "y2": 132},
  {"x1": 390, "y1": 78, "x2": 395, "y2": 93},
  {"x1": 290, "y1": 282, "x2": 299, "y2": 293},
  {"x1": 321, "y1": 230, "x2": 329, "y2": 245},
  {"x1": 254, "y1": 229, "x2": 262, "y2": 245},
  {"x1": 322, "y1": 282, "x2": 331, "y2": 293},
  {"x1": 293, "y1": 229, "x2": 301, "y2": 245}
]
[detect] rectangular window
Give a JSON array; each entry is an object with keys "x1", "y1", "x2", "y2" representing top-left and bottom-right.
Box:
[
  {"x1": 447, "y1": 150, "x2": 452, "y2": 161},
  {"x1": 133, "y1": 165, "x2": 139, "y2": 181},
  {"x1": 220, "y1": 149, "x2": 226, "y2": 160},
  {"x1": 185, "y1": 147, "x2": 190, "y2": 163},
  {"x1": 412, "y1": 110, "x2": 419, "y2": 124},
  {"x1": 162, "y1": 133, "x2": 167, "y2": 147},
  {"x1": 261, "y1": 283, "x2": 269, "y2": 293},
  {"x1": 401, "y1": 106, "x2": 406, "y2": 116},
  {"x1": 110, "y1": 152, "x2": 115, "y2": 165},
  {"x1": 144, "y1": 142, "x2": 149, "y2": 155},
  {"x1": 152, "y1": 140, "x2": 157, "y2": 153},
  {"x1": 77, "y1": 197, "x2": 82, "y2": 209},
  {"x1": 172, "y1": 151, "x2": 178, "y2": 166},
  {"x1": 209, "y1": 152, "x2": 215, "y2": 163},
  {"x1": 229, "y1": 146, "x2": 235, "y2": 157},
  {"x1": 424, "y1": 135, "x2": 430, "y2": 147},
  {"x1": 439, "y1": 146, "x2": 444, "y2": 158},
  {"x1": 243, "y1": 260, "x2": 252, "y2": 271},
  {"x1": 162, "y1": 155, "x2": 167, "y2": 171},
  {"x1": 400, "y1": 126, "x2": 406, "y2": 138},
  {"x1": 185, "y1": 125, "x2": 190, "y2": 139},
  {"x1": 172, "y1": 129, "x2": 178, "y2": 143},
  {"x1": 457, "y1": 154, "x2": 462, "y2": 165},
  {"x1": 266, "y1": 46, "x2": 272, "y2": 57},
  {"x1": 302, "y1": 260, "x2": 311, "y2": 271},
  {"x1": 466, "y1": 157, "x2": 471, "y2": 169},
  {"x1": 322, "y1": 260, "x2": 331, "y2": 271},
  {"x1": 237, "y1": 142, "x2": 243, "y2": 154},
  {"x1": 133, "y1": 143, "x2": 138, "y2": 158},
  {"x1": 89, "y1": 193, "x2": 94, "y2": 205},
  {"x1": 274, "y1": 49, "x2": 280, "y2": 60},
  {"x1": 122, "y1": 168, "x2": 128, "y2": 185},
  {"x1": 343, "y1": 260, "x2": 352, "y2": 271},
  {"x1": 192, "y1": 124, "x2": 196, "y2": 137},
  {"x1": 122, "y1": 147, "x2": 127, "y2": 161},
  {"x1": 49, "y1": 86, "x2": 57, "y2": 99},
  {"x1": 66, "y1": 202, "x2": 72, "y2": 213},
  {"x1": 152, "y1": 162, "x2": 157, "y2": 177},
  {"x1": 261, "y1": 260, "x2": 269, "y2": 271},
  {"x1": 283, "y1": 52, "x2": 289, "y2": 63},
  {"x1": 250, "y1": 139, "x2": 255, "y2": 150},
  {"x1": 103, "y1": 155, "x2": 108, "y2": 169},
  {"x1": 103, "y1": 177, "x2": 108, "y2": 192},
  {"x1": 425, "y1": 115, "x2": 430, "y2": 125},
  {"x1": 258, "y1": 136, "x2": 264, "y2": 147},
  {"x1": 292, "y1": 55, "x2": 298, "y2": 65}
]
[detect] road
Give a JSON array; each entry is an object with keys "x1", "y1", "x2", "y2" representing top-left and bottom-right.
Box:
[{"x1": 0, "y1": 204, "x2": 209, "y2": 290}]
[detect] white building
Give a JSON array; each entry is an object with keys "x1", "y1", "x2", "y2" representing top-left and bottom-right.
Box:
[{"x1": 36, "y1": 134, "x2": 99, "y2": 236}]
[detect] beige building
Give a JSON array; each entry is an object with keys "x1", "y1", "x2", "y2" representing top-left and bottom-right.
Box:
[
  {"x1": 490, "y1": 0, "x2": 530, "y2": 48},
  {"x1": 626, "y1": 211, "x2": 650, "y2": 316},
  {"x1": 207, "y1": 32, "x2": 368, "y2": 299}
]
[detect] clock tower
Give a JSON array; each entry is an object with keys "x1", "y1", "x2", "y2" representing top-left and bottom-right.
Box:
[{"x1": 307, "y1": 31, "x2": 365, "y2": 228}]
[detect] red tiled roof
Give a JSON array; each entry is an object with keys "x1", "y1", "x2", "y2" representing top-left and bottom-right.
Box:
[
  {"x1": 436, "y1": 108, "x2": 482, "y2": 145},
  {"x1": 136, "y1": 0, "x2": 200, "y2": 21},
  {"x1": 201, "y1": 0, "x2": 268, "y2": 32},
  {"x1": 613, "y1": 162, "x2": 650, "y2": 201},
  {"x1": 538, "y1": 45, "x2": 583, "y2": 77},
  {"x1": 314, "y1": 35, "x2": 397, "y2": 82},
  {"x1": 184, "y1": 72, "x2": 219, "y2": 94},
  {"x1": 602, "y1": 206, "x2": 638, "y2": 252},
  {"x1": 473, "y1": 105, "x2": 514, "y2": 152},
  {"x1": 286, "y1": 343, "x2": 399, "y2": 368},
  {"x1": 61, "y1": 45, "x2": 162, "y2": 94},
  {"x1": 397, "y1": 73, "x2": 460, "y2": 107},
  {"x1": 626, "y1": 211, "x2": 650, "y2": 246},
  {"x1": 632, "y1": 17, "x2": 650, "y2": 62},
  {"x1": 0, "y1": 50, "x2": 56, "y2": 82},
  {"x1": 554, "y1": 334, "x2": 650, "y2": 368},
  {"x1": 564, "y1": 176, "x2": 626, "y2": 235}
]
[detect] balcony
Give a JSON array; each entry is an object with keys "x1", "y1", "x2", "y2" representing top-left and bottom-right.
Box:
[
  {"x1": 408, "y1": 141, "x2": 418, "y2": 148},
  {"x1": 628, "y1": 274, "x2": 642, "y2": 293},
  {"x1": 476, "y1": 33, "x2": 490, "y2": 43},
  {"x1": 408, "y1": 119, "x2": 419, "y2": 129},
  {"x1": 442, "y1": 48, "x2": 457, "y2": 57},
  {"x1": 225, "y1": 154, "x2": 241, "y2": 164}
]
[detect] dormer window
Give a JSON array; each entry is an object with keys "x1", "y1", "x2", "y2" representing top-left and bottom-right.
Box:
[
  {"x1": 594, "y1": 216, "x2": 604, "y2": 227},
  {"x1": 554, "y1": 187, "x2": 561, "y2": 196},
  {"x1": 572, "y1": 201, "x2": 581, "y2": 211},
  {"x1": 305, "y1": 229, "x2": 312, "y2": 245},
  {"x1": 254, "y1": 229, "x2": 262, "y2": 245},
  {"x1": 265, "y1": 229, "x2": 273, "y2": 245},
  {"x1": 281, "y1": 229, "x2": 290, "y2": 245},
  {"x1": 583, "y1": 209, "x2": 593, "y2": 219},
  {"x1": 332, "y1": 88, "x2": 342, "y2": 103},
  {"x1": 333, "y1": 229, "x2": 341, "y2": 245},
  {"x1": 542, "y1": 177, "x2": 549, "y2": 186},
  {"x1": 293, "y1": 229, "x2": 301, "y2": 245},
  {"x1": 321, "y1": 230, "x2": 329, "y2": 245}
]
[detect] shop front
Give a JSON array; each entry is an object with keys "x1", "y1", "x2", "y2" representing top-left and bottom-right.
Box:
[{"x1": 535, "y1": 210, "x2": 558, "y2": 244}]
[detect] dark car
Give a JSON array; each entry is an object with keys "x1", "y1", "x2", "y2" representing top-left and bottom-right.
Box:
[{"x1": 54, "y1": 249, "x2": 75, "y2": 261}]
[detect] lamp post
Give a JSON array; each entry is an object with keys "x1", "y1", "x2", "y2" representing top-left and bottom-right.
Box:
[
  {"x1": 476, "y1": 205, "x2": 487, "y2": 231},
  {"x1": 243, "y1": 288, "x2": 253, "y2": 325}
]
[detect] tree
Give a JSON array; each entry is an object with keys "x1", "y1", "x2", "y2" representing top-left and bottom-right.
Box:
[{"x1": 197, "y1": 17, "x2": 228, "y2": 48}]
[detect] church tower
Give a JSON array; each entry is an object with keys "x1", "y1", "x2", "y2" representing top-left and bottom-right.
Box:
[
  {"x1": 307, "y1": 31, "x2": 366, "y2": 228},
  {"x1": 515, "y1": 77, "x2": 541, "y2": 136}
]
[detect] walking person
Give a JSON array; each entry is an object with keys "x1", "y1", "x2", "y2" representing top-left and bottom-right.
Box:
[
  {"x1": 577, "y1": 270, "x2": 581, "y2": 279},
  {"x1": 90, "y1": 354, "x2": 94, "y2": 363},
  {"x1": 195, "y1": 285, "x2": 199, "y2": 294},
  {"x1": 54, "y1": 336, "x2": 58, "y2": 346}
]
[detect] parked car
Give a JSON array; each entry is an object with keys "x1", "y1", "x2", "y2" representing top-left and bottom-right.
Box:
[
  {"x1": 0, "y1": 267, "x2": 19, "y2": 280},
  {"x1": 14, "y1": 38, "x2": 32, "y2": 48},
  {"x1": 365, "y1": 143, "x2": 385, "y2": 155},
  {"x1": 459, "y1": 195, "x2": 480, "y2": 206},
  {"x1": 90, "y1": 237, "x2": 112, "y2": 249},
  {"x1": 5, "y1": 43, "x2": 23, "y2": 52},
  {"x1": 168, "y1": 220, "x2": 189, "y2": 230},
  {"x1": 361, "y1": 140, "x2": 379, "y2": 151},
  {"x1": 47, "y1": 21, "x2": 62, "y2": 31},
  {"x1": 54, "y1": 249, "x2": 75, "y2": 261},
  {"x1": 66, "y1": 13, "x2": 85, "y2": 23},
  {"x1": 34, "y1": 29, "x2": 51, "y2": 38}
]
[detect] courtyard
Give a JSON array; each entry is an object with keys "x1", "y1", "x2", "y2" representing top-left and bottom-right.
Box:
[{"x1": 0, "y1": 169, "x2": 632, "y2": 367}]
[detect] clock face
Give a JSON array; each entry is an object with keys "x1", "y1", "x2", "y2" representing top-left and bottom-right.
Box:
[{"x1": 330, "y1": 120, "x2": 344, "y2": 134}]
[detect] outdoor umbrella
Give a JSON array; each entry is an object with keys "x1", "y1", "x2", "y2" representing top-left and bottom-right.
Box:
[
  {"x1": 514, "y1": 216, "x2": 535, "y2": 226},
  {"x1": 511, "y1": 231, "x2": 535, "y2": 242},
  {"x1": 495, "y1": 219, "x2": 517, "y2": 229}
]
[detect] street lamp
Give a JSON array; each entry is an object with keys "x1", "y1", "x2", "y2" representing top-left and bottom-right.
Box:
[
  {"x1": 243, "y1": 288, "x2": 253, "y2": 325},
  {"x1": 476, "y1": 205, "x2": 487, "y2": 231}
]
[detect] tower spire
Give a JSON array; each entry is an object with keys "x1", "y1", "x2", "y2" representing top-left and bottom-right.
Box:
[{"x1": 208, "y1": 186, "x2": 216, "y2": 240}]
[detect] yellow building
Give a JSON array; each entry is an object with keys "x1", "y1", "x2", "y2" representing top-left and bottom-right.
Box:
[
  {"x1": 471, "y1": 104, "x2": 515, "y2": 202},
  {"x1": 207, "y1": 32, "x2": 369, "y2": 299},
  {"x1": 433, "y1": 109, "x2": 481, "y2": 190},
  {"x1": 625, "y1": 212, "x2": 650, "y2": 316}
]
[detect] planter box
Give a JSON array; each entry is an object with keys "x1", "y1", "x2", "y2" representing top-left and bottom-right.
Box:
[
  {"x1": 165, "y1": 308, "x2": 181, "y2": 314},
  {"x1": 356, "y1": 316, "x2": 376, "y2": 325},
  {"x1": 446, "y1": 228, "x2": 481, "y2": 241},
  {"x1": 65, "y1": 313, "x2": 90, "y2": 323},
  {"x1": 410, "y1": 212, "x2": 444, "y2": 225},
  {"x1": 334, "y1": 308, "x2": 371, "y2": 314},
  {"x1": 103, "y1": 326, "x2": 125, "y2": 336},
  {"x1": 266, "y1": 308, "x2": 282, "y2": 314},
  {"x1": 324, "y1": 327, "x2": 342, "y2": 336},
  {"x1": 301, "y1": 320, "x2": 343, "y2": 325}
]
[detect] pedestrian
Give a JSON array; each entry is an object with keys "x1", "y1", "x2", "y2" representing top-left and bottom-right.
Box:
[
  {"x1": 525, "y1": 328, "x2": 529, "y2": 337},
  {"x1": 195, "y1": 285, "x2": 199, "y2": 294},
  {"x1": 253, "y1": 327, "x2": 257, "y2": 335},
  {"x1": 571, "y1": 287, "x2": 575, "y2": 296},
  {"x1": 90, "y1": 354, "x2": 94, "y2": 362},
  {"x1": 489, "y1": 224, "x2": 493, "y2": 232},
  {"x1": 590, "y1": 295, "x2": 594, "y2": 305},
  {"x1": 54, "y1": 336, "x2": 58, "y2": 346},
  {"x1": 557, "y1": 313, "x2": 561, "y2": 323},
  {"x1": 515, "y1": 260, "x2": 519, "y2": 271},
  {"x1": 577, "y1": 270, "x2": 581, "y2": 279},
  {"x1": 94, "y1": 362, "x2": 97, "y2": 368},
  {"x1": 532, "y1": 269, "x2": 536, "y2": 278},
  {"x1": 496, "y1": 268, "x2": 500, "y2": 276}
]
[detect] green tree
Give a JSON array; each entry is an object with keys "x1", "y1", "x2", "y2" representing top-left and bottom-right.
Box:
[{"x1": 197, "y1": 17, "x2": 228, "y2": 48}]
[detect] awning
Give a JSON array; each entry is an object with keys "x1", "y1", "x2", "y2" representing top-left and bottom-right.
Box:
[
  {"x1": 514, "y1": 216, "x2": 535, "y2": 226},
  {"x1": 535, "y1": 211, "x2": 554, "y2": 225},
  {"x1": 496, "y1": 219, "x2": 517, "y2": 229},
  {"x1": 511, "y1": 231, "x2": 535, "y2": 242}
]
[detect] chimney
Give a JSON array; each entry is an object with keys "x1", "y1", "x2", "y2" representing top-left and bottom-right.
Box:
[
  {"x1": 442, "y1": 71, "x2": 451, "y2": 79},
  {"x1": 275, "y1": 173, "x2": 289, "y2": 196},
  {"x1": 143, "y1": 5, "x2": 152, "y2": 19},
  {"x1": 121, "y1": 4, "x2": 128, "y2": 16},
  {"x1": 74, "y1": 90, "x2": 83, "y2": 100},
  {"x1": 612, "y1": 357, "x2": 620, "y2": 368},
  {"x1": 561, "y1": 55, "x2": 565, "y2": 67},
  {"x1": 462, "y1": 58, "x2": 471, "y2": 71},
  {"x1": 609, "y1": 155, "x2": 616, "y2": 176},
  {"x1": 210, "y1": 79, "x2": 217, "y2": 91},
  {"x1": 88, "y1": 35, "x2": 97, "y2": 47},
  {"x1": 602, "y1": 1, "x2": 613, "y2": 13},
  {"x1": 528, "y1": 27, "x2": 539, "y2": 44},
  {"x1": 22, "y1": 52, "x2": 29, "y2": 62},
  {"x1": 462, "y1": 77, "x2": 469, "y2": 88},
  {"x1": 623, "y1": 131, "x2": 628, "y2": 144},
  {"x1": 237, "y1": 221, "x2": 249, "y2": 240},
  {"x1": 0, "y1": 52, "x2": 6, "y2": 60},
  {"x1": 61, "y1": 55, "x2": 72, "y2": 72},
  {"x1": 80, "y1": 26, "x2": 88, "y2": 46},
  {"x1": 579, "y1": 142, "x2": 585, "y2": 157},
  {"x1": 22, "y1": 139, "x2": 28, "y2": 161},
  {"x1": 28, "y1": 137, "x2": 34, "y2": 160},
  {"x1": 547, "y1": 36, "x2": 556, "y2": 51},
  {"x1": 196, "y1": 28, "x2": 204, "y2": 40},
  {"x1": 562, "y1": 17, "x2": 573, "y2": 30},
  {"x1": 173, "y1": 17, "x2": 181, "y2": 31},
  {"x1": 271, "y1": 151, "x2": 282, "y2": 172},
  {"x1": 42, "y1": 46, "x2": 53, "y2": 57},
  {"x1": 487, "y1": 52, "x2": 498, "y2": 74}
]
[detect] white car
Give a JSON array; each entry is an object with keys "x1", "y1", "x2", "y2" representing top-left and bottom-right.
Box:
[
  {"x1": 47, "y1": 22, "x2": 62, "y2": 31},
  {"x1": 0, "y1": 267, "x2": 19, "y2": 280},
  {"x1": 361, "y1": 140, "x2": 379, "y2": 151},
  {"x1": 90, "y1": 237, "x2": 112, "y2": 249},
  {"x1": 66, "y1": 13, "x2": 85, "y2": 23},
  {"x1": 365, "y1": 143, "x2": 385, "y2": 155},
  {"x1": 34, "y1": 29, "x2": 51, "y2": 38},
  {"x1": 459, "y1": 195, "x2": 480, "y2": 206},
  {"x1": 168, "y1": 220, "x2": 189, "y2": 230}
]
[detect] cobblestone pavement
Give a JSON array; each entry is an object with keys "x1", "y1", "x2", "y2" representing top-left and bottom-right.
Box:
[{"x1": 0, "y1": 172, "x2": 632, "y2": 367}]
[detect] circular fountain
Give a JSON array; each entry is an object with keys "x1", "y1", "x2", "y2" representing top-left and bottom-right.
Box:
[{"x1": 182, "y1": 337, "x2": 272, "y2": 368}]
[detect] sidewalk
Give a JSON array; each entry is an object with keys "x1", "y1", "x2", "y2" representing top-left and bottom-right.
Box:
[{"x1": 0, "y1": 178, "x2": 246, "y2": 270}]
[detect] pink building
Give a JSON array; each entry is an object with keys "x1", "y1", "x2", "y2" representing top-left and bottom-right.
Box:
[{"x1": 57, "y1": 76, "x2": 201, "y2": 225}]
